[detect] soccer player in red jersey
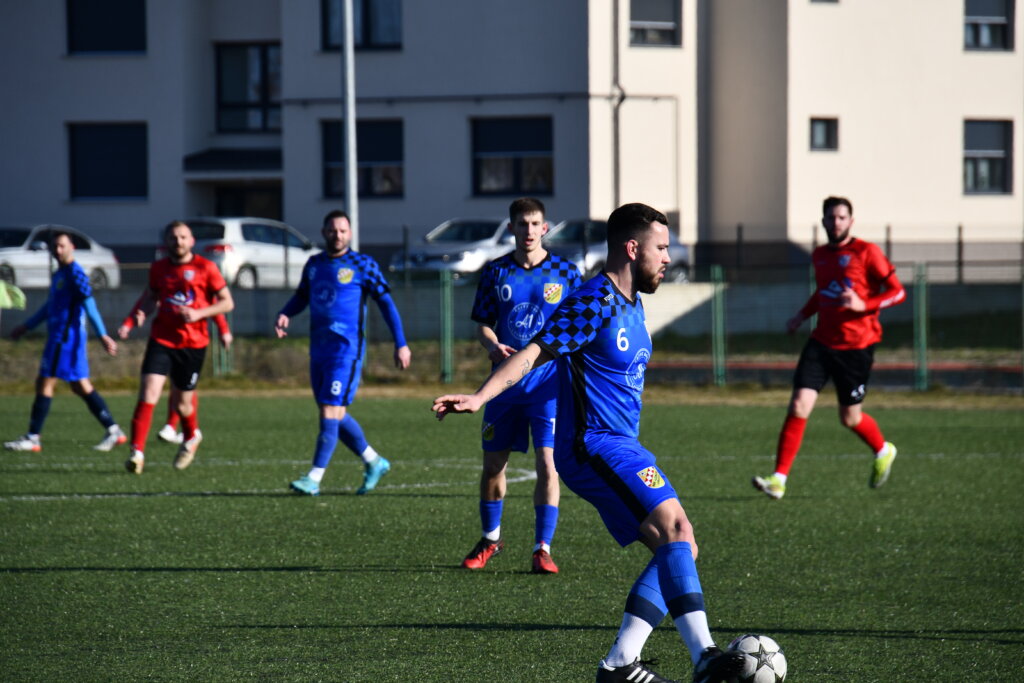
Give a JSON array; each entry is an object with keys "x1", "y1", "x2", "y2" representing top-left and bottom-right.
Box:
[
  {"x1": 117, "y1": 221, "x2": 234, "y2": 474},
  {"x1": 753, "y1": 196, "x2": 906, "y2": 499}
]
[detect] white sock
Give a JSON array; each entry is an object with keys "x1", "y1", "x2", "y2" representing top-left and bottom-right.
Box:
[
  {"x1": 483, "y1": 527, "x2": 501, "y2": 542},
  {"x1": 774, "y1": 472, "x2": 788, "y2": 484},
  {"x1": 604, "y1": 613, "x2": 655, "y2": 667},
  {"x1": 674, "y1": 611, "x2": 715, "y2": 664},
  {"x1": 533, "y1": 542, "x2": 551, "y2": 553},
  {"x1": 307, "y1": 467, "x2": 326, "y2": 483},
  {"x1": 359, "y1": 445, "x2": 379, "y2": 465}
]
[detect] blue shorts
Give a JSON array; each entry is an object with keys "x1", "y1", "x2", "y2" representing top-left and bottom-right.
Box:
[
  {"x1": 39, "y1": 336, "x2": 89, "y2": 382},
  {"x1": 310, "y1": 353, "x2": 362, "y2": 406},
  {"x1": 554, "y1": 433, "x2": 678, "y2": 547},
  {"x1": 481, "y1": 395, "x2": 556, "y2": 453}
]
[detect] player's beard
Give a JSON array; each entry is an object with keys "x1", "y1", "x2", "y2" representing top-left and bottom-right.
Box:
[{"x1": 637, "y1": 264, "x2": 665, "y2": 294}]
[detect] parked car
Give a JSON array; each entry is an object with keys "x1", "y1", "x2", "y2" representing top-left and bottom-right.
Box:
[
  {"x1": 158, "y1": 217, "x2": 317, "y2": 289},
  {"x1": 545, "y1": 219, "x2": 691, "y2": 282},
  {"x1": 0, "y1": 224, "x2": 121, "y2": 289},
  {"x1": 389, "y1": 218, "x2": 513, "y2": 277}
]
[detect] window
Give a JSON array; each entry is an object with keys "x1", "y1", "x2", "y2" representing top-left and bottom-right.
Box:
[
  {"x1": 66, "y1": 0, "x2": 146, "y2": 53},
  {"x1": 68, "y1": 123, "x2": 147, "y2": 199},
  {"x1": 322, "y1": 0, "x2": 402, "y2": 50},
  {"x1": 964, "y1": 120, "x2": 1013, "y2": 193},
  {"x1": 472, "y1": 118, "x2": 554, "y2": 196},
  {"x1": 216, "y1": 44, "x2": 282, "y2": 132},
  {"x1": 323, "y1": 120, "x2": 404, "y2": 198},
  {"x1": 630, "y1": 0, "x2": 681, "y2": 46},
  {"x1": 965, "y1": 0, "x2": 1015, "y2": 49},
  {"x1": 810, "y1": 118, "x2": 839, "y2": 150}
]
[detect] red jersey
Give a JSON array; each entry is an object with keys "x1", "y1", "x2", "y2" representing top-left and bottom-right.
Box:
[
  {"x1": 147, "y1": 255, "x2": 227, "y2": 349},
  {"x1": 801, "y1": 238, "x2": 905, "y2": 350}
]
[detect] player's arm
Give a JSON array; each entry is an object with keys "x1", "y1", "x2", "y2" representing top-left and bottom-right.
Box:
[
  {"x1": 211, "y1": 313, "x2": 233, "y2": 349},
  {"x1": 179, "y1": 285, "x2": 233, "y2": 323},
  {"x1": 373, "y1": 291, "x2": 411, "y2": 369},
  {"x1": 274, "y1": 264, "x2": 311, "y2": 338},
  {"x1": 82, "y1": 296, "x2": 117, "y2": 356},
  {"x1": 433, "y1": 343, "x2": 553, "y2": 419},
  {"x1": 841, "y1": 270, "x2": 906, "y2": 313},
  {"x1": 118, "y1": 289, "x2": 156, "y2": 339},
  {"x1": 477, "y1": 324, "x2": 516, "y2": 364},
  {"x1": 787, "y1": 293, "x2": 818, "y2": 333},
  {"x1": 10, "y1": 301, "x2": 48, "y2": 341}
]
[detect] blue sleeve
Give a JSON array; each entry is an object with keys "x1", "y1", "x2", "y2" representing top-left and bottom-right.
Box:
[
  {"x1": 83, "y1": 297, "x2": 108, "y2": 338},
  {"x1": 278, "y1": 261, "x2": 311, "y2": 318},
  {"x1": 23, "y1": 302, "x2": 49, "y2": 330},
  {"x1": 375, "y1": 291, "x2": 407, "y2": 348},
  {"x1": 470, "y1": 262, "x2": 497, "y2": 326}
]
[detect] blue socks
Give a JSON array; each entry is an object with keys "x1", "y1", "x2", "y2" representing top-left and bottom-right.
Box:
[
  {"x1": 534, "y1": 504, "x2": 559, "y2": 547},
  {"x1": 337, "y1": 414, "x2": 369, "y2": 456},
  {"x1": 313, "y1": 417, "x2": 341, "y2": 468},
  {"x1": 28, "y1": 395, "x2": 52, "y2": 435},
  {"x1": 656, "y1": 541, "x2": 705, "y2": 617},
  {"x1": 83, "y1": 391, "x2": 116, "y2": 429},
  {"x1": 625, "y1": 557, "x2": 669, "y2": 627},
  {"x1": 480, "y1": 499, "x2": 503, "y2": 538}
]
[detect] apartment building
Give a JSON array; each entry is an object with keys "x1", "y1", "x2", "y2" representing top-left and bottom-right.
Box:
[{"x1": 0, "y1": 0, "x2": 1019, "y2": 262}]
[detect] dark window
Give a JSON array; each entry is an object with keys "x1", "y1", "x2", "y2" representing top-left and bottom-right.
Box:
[
  {"x1": 965, "y1": 0, "x2": 1015, "y2": 49},
  {"x1": 322, "y1": 0, "x2": 402, "y2": 50},
  {"x1": 216, "y1": 44, "x2": 282, "y2": 132},
  {"x1": 68, "y1": 123, "x2": 147, "y2": 198},
  {"x1": 810, "y1": 118, "x2": 839, "y2": 150},
  {"x1": 323, "y1": 120, "x2": 404, "y2": 198},
  {"x1": 472, "y1": 118, "x2": 554, "y2": 196},
  {"x1": 66, "y1": 0, "x2": 146, "y2": 53},
  {"x1": 630, "y1": 0, "x2": 681, "y2": 46},
  {"x1": 964, "y1": 120, "x2": 1013, "y2": 193}
]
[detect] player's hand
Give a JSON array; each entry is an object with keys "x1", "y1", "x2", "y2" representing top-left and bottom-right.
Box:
[
  {"x1": 100, "y1": 334, "x2": 118, "y2": 357},
  {"x1": 488, "y1": 343, "x2": 516, "y2": 364},
  {"x1": 220, "y1": 332, "x2": 233, "y2": 350},
  {"x1": 395, "y1": 345, "x2": 411, "y2": 370},
  {"x1": 785, "y1": 314, "x2": 804, "y2": 334},
  {"x1": 10, "y1": 324, "x2": 27, "y2": 341},
  {"x1": 274, "y1": 314, "x2": 289, "y2": 338},
  {"x1": 432, "y1": 394, "x2": 482, "y2": 420},
  {"x1": 839, "y1": 287, "x2": 866, "y2": 312},
  {"x1": 177, "y1": 306, "x2": 202, "y2": 323},
  {"x1": 133, "y1": 308, "x2": 146, "y2": 326},
  {"x1": 117, "y1": 323, "x2": 132, "y2": 340}
]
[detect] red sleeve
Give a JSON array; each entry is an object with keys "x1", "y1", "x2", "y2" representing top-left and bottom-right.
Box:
[
  {"x1": 798, "y1": 292, "x2": 819, "y2": 319},
  {"x1": 213, "y1": 314, "x2": 230, "y2": 335},
  {"x1": 862, "y1": 246, "x2": 906, "y2": 312},
  {"x1": 205, "y1": 260, "x2": 227, "y2": 294}
]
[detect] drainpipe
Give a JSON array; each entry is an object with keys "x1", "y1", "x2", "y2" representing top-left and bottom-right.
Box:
[{"x1": 612, "y1": 0, "x2": 625, "y2": 208}]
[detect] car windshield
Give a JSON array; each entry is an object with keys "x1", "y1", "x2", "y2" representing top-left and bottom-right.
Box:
[
  {"x1": 427, "y1": 221, "x2": 500, "y2": 243},
  {"x1": 547, "y1": 221, "x2": 606, "y2": 246},
  {"x1": 186, "y1": 221, "x2": 226, "y2": 240},
  {"x1": 0, "y1": 228, "x2": 31, "y2": 248}
]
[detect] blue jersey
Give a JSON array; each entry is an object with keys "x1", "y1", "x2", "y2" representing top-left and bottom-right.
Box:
[
  {"x1": 535, "y1": 274, "x2": 652, "y2": 455},
  {"x1": 284, "y1": 250, "x2": 392, "y2": 361},
  {"x1": 471, "y1": 252, "x2": 581, "y2": 398},
  {"x1": 46, "y1": 261, "x2": 93, "y2": 343}
]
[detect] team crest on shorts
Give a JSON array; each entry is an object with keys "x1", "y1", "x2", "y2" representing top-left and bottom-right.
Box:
[
  {"x1": 481, "y1": 422, "x2": 495, "y2": 441},
  {"x1": 543, "y1": 283, "x2": 563, "y2": 304},
  {"x1": 337, "y1": 268, "x2": 354, "y2": 284},
  {"x1": 636, "y1": 466, "x2": 665, "y2": 489}
]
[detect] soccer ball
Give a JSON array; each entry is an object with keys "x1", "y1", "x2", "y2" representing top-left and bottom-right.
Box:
[{"x1": 727, "y1": 633, "x2": 787, "y2": 683}]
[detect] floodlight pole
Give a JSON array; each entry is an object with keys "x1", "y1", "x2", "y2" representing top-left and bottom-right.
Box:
[{"x1": 341, "y1": 0, "x2": 359, "y2": 250}]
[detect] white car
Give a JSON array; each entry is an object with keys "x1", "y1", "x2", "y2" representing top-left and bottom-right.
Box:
[
  {"x1": 0, "y1": 224, "x2": 121, "y2": 289},
  {"x1": 161, "y1": 217, "x2": 318, "y2": 289},
  {"x1": 389, "y1": 218, "x2": 513, "y2": 277},
  {"x1": 545, "y1": 219, "x2": 691, "y2": 282}
]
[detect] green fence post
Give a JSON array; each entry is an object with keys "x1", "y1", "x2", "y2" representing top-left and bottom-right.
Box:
[
  {"x1": 808, "y1": 264, "x2": 817, "y2": 329},
  {"x1": 440, "y1": 270, "x2": 454, "y2": 384},
  {"x1": 211, "y1": 322, "x2": 223, "y2": 377},
  {"x1": 711, "y1": 264, "x2": 726, "y2": 387},
  {"x1": 913, "y1": 262, "x2": 928, "y2": 391}
]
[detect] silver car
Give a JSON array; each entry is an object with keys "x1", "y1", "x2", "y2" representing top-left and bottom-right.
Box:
[
  {"x1": 159, "y1": 217, "x2": 317, "y2": 289},
  {"x1": 545, "y1": 219, "x2": 690, "y2": 282},
  {"x1": 389, "y1": 218, "x2": 513, "y2": 277},
  {"x1": 0, "y1": 224, "x2": 121, "y2": 289}
]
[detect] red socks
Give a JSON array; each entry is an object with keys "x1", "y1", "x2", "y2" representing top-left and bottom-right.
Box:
[
  {"x1": 774, "y1": 415, "x2": 807, "y2": 475},
  {"x1": 166, "y1": 393, "x2": 198, "y2": 431},
  {"x1": 850, "y1": 412, "x2": 885, "y2": 453},
  {"x1": 182, "y1": 407, "x2": 198, "y2": 441},
  {"x1": 131, "y1": 402, "x2": 155, "y2": 452}
]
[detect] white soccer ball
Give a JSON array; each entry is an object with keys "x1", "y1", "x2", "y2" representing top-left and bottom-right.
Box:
[{"x1": 727, "y1": 633, "x2": 787, "y2": 683}]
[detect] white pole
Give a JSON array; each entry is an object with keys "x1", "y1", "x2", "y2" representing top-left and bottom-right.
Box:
[{"x1": 341, "y1": 0, "x2": 359, "y2": 250}]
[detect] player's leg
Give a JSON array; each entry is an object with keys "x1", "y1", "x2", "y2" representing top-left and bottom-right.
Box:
[
  {"x1": 69, "y1": 377, "x2": 126, "y2": 451},
  {"x1": 599, "y1": 556, "x2": 668, "y2": 676},
  {"x1": 462, "y1": 447, "x2": 511, "y2": 569},
  {"x1": 126, "y1": 340, "x2": 172, "y2": 473},
  {"x1": 170, "y1": 348, "x2": 206, "y2": 470},
  {"x1": 290, "y1": 357, "x2": 346, "y2": 495},
  {"x1": 335, "y1": 407, "x2": 391, "y2": 495},
  {"x1": 530, "y1": 407, "x2": 560, "y2": 573},
  {"x1": 832, "y1": 346, "x2": 897, "y2": 487},
  {"x1": 158, "y1": 387, "x2": 185, "y2": 444},
  {"x1": 4, "y1": 375, "x2": 58, "y2": 451}
]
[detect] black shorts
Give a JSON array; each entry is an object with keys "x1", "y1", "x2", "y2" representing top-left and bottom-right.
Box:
[
  {"x1": 141, "y1": 339, "x2": 207, "y2": 391},
  {"x1": 793, "y1": 338, "x2": 875, "y2": 406}
]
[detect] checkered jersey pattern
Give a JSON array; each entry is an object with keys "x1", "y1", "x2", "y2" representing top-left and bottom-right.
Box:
[
  {"x1": 471, "y1": 252, "x2": 581, "y2": 337},
  {"x1": 46, "y1": 261, "x2": 91, "y2": 337},
  {"x1": 536, "y1": 276, "x2": 646, "y2": 357}
]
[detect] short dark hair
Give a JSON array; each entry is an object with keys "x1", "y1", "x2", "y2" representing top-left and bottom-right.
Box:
[
  {"x1": 162, "y1": 220, "x2": 191, "y2": 240},
  {"x1": 49, "y1": 230, "x2": 73, "y2": 246},
  {"x1": 823, "y1": 196, "x2": 853, "y2": 216},
  {"x1": 606, "y1": 203, "x2": 668, "y2": 247},
  {"x1": 508, "y1": 197, "x2": 546, "y2": 223},
  {"x1": 323, "y1": 210, "x2": 350, "y2": 229}
]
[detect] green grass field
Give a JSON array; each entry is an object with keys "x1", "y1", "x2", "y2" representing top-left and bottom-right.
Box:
[{"x1": 1, "y1": 393, "x2": 1022, "y2": 681}]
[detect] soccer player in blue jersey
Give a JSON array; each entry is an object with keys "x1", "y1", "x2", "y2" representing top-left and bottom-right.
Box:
[
  {"x1": 4, "y1": 231, "x2": 127, "y2": 453},
  {"x1": 434, "y1": 204, "x2": 744, "y2": 683},
  {"x1": 276, "y1": 210, "x2": 411, "y2": 496},
  {"x1": 461, "y1": 197, "x2": 582, "y2": 575}
]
